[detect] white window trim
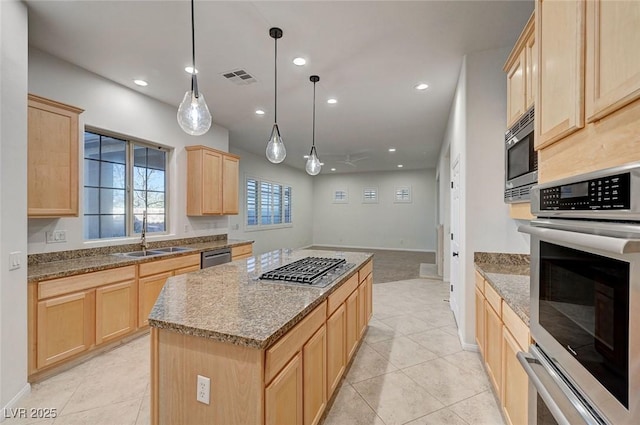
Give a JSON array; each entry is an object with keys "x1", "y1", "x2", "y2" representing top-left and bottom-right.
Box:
[
  {"x1": 244, "y1": 174, "x2": 293, "y2": 232},
  {"x1": 333, "y1": 188, "x2": 349, "y2": 204},
  {"x1": 362, "y1": 187, "x2": 378, "y2": 204},
  {"x1": 394, "y1": 186, "x2": 412, "y2": 203}
]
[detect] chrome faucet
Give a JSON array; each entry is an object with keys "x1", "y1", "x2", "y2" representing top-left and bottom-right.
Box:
[{"x1": 141, "y1": 210, "x2": 149, "y2": 251}]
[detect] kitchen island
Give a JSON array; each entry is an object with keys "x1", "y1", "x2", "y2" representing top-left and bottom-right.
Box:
[{"x1": 149, "y1": 249, "x2": 374, "y2": 425}]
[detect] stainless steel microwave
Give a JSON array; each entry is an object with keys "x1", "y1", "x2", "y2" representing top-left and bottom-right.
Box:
[{"x1": 505, "y1": 107, "x2": 537, "y2": 203}]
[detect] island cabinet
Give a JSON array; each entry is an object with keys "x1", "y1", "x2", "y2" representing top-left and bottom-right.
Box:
[
  {"x1": 534, "y1": 0, "x2": 640, "y2": 182},
  {"x1": 27, "y1": 94, "x2": 83, "y2": 217},
  {"x1": 475, "y1": 271, "x2": 530, "y2": 425},
  {"x1": 186, "y1": 145, "x2": 240, "y2": 216},
  {"x1": 138, "y1": 253, "x2": 200, "y2": 328},
  {"x1": 150, "y1": 254, "x2": 374, "y2": 425}
]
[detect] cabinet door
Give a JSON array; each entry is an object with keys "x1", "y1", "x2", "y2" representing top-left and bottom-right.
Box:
[
  {"x1": 507, "y1": 50, "x2": 526, "y2": 128},
  {"x1": 265, "y1": 353, "x2": 303, "y2": 425},
  {"x1": 222, "y1": 155, "x2": 240, "y2": 215},
  {"x1": 37, "y1": 291, "x2": 94, "y2": 368},
  {"x1": 96, "y1": 280, "x2": 137, "y2": 344},
  {"x1": 27, "y1": 95, "x2": 82, "y2": 217},
  {"x1": 357, "y1": 283, "x2": 367, "y2": 339},
  {"x1": 303, "y1": 326, "x2": 327, "y2": 425},
  {"x1": 484, "y1": 300, "x2": 502, "y2": 395},
  {"x1": 535, "y1": 0, "x2": 585, "y2": 149},
  {"x1": 326, "y1": 304, "x2": 346, "y2": 396},
  {"x1": 173, "y1": 264, "x2": 200, "y2": 276},
  {"x1": 501, "y1": 327, "x2": 529, "y2": 425},
  {"x1": 202, "y1": 150, "x2": 223, "y2": 214},
  {"x1": 586, "y1": 0, "x2": 640, "y2": 122},
  {"x1": 345, "y1": 290, "x2": 358, "y2": 361},
  {"x1": 525, "y1": 31, "x2": 537, "y2": 110},
  {"x1": 139, "y1": 271, "x2": 172, "y2": 327},
  {"x1": 365, "y1": 273, "x2": 373, "y2": 322},
  {"x1": 475, "y1": 286, "x2": 486, "y2": 355}
]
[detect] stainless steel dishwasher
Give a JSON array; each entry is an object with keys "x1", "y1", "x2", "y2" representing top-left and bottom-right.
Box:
[{"x1": 200, "y1": 248, "x2": 231, "y2": 269}]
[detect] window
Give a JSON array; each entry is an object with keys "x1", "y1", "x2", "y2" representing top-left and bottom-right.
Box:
[
  {"x1": 83, "y1": 130, "x2": 168, "y2": 240},
  {"x1": 333, "y1": 189, "x2": 348, "y2": 203},
  {"x1": 395, "y1": 186, "x2": 412, "y2": 203},
  {"x1": 246, "y1": 176, "x2": 292, "y2": 228},
  {"x1": 363, "y1": 187, "x2": 378, "y2": 203}
]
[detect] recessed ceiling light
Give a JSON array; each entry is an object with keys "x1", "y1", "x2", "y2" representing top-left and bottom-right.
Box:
[
  {"x1": 184, "y1": 66, "x2": 198, "y2": 74},
  {"x1": 331, "y1": 168, "x2": 336, "y2": 171},
  {"x1": 133, "y1": 79, "x2": 148, "y2": 87},
  {"x1": 303, "y1": 155, "x2": 310, "y2": 159},
  {"x1": 397, "y1": 164, "x2": 404, "y2": 168},
  {"x1": 415, "y1": 83, "x2": 429, "y2": 90},
  {"x1": 388, "y1": 148, "x2": 396, "y2": 152},
  {"x1": 293, "y1": 57, "x2": 306, "y2": 66},
  {"x1": 255, "y1": 109, "x2": 265, "y2": 115},
  {"x1": 327, "y1": 98, "x2": 337, "y2": 104}
]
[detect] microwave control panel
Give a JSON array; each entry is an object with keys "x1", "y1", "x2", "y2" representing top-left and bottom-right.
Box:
[{"x1": 539, "y1": 172, "x2": 631, "y2": 210}]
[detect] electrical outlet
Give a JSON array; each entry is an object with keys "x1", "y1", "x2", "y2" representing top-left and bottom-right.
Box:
[
  {"x1": 46, "y1": 230, "x2": 67, "y2": 244},
  {"x1": 196, "y1": 375, "x2": 210, "y2": 405}
]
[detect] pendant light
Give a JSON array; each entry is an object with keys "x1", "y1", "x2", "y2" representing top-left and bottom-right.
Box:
[
  {"x1": 305, "y1": 75, "x2": 322, "y2": 176},
  {"x1": 266, "y1": 27, "x2": 286, "y2": 163},
  {"x1": 177, "y1": 0, "x2": 212, "y2": 136}
]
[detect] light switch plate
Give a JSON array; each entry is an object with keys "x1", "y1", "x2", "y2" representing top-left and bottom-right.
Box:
[{"x1": 9, "y1": 251, "x2": 21, "y2": 270}]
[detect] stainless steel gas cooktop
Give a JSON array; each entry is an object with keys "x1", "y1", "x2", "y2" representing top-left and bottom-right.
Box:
[{"x1": 259, "y1": 257, "x2": 354, "y2": 287}]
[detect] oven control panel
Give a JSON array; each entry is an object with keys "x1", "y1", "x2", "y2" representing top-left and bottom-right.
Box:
[{"x1": 539, "y1": 172, "x2": 631, "y2": 210}]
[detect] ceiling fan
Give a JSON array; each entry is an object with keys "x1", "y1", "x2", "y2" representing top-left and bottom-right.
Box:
[{"x1": 335, "y1": 153, "x2": 369, "y2": 167}]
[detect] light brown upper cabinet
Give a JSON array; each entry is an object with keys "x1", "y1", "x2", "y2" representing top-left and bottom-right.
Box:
[
  {"x1": 186, "y1": 145, "x2": 240, "y2": 216},
  {"x1": 535, "y1": 0, "x2": 585, "y2": 149},
  {"x1": 28, "y1": 94, "x2": 83, "y2": 217},
  {"x1": 525, "y1": 27, "x2": 537, "y2": 111},
  {"x1": 504, "y1": 14, "x2": 534, "y2": 128},
  {"x1": 585, "y1": 0, "x2": 640, "y2": 123}
]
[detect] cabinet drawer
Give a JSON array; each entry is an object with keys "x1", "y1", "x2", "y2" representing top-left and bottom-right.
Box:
[
  {"x1": 358, "y1": 260, "x2": 373, "y2": 283},
  {"x1": 231, "y1": 244, "x2": 252, "y2": 258},
  {"x1": 502, "y1": 301, "x2": 530, "y2": 351},
  {"x1": 327, "y1": 274, "x2": 359, "y2": 315},
  {"x1": 38, "y1": 265, "x2": 136, "y2": 299},
  {"x1": 484, "y1": 282, "x2": 502, "y2": 317},
  {"x1": 474, "y1": 271, "x2": 485, "y2": 294},
  {"x1": 265, "y1": 301, "x2": 326, "y2": 383},
  {"x1": 138, "y1": 253, "x2": 200, "y2": 277}
]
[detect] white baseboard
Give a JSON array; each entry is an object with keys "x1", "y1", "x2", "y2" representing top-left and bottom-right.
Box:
[
  {"x1": 311, "y1": 244, "x2": 436, "y2": 253},
  {"x1": 461, "y1": 341, "x2": 480, "y2": 352},
  {"x1": 0, "y1": 383, "x2": 31, "y2": 423}
]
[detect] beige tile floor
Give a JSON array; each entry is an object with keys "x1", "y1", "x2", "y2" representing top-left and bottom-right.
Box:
[{"x1": 5, "y1": 278, "x2": 504, "y2": 425}]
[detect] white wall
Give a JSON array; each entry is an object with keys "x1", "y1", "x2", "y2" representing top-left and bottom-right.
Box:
[
  {"x1": 27, "y1": 48, "x2": 230, "y2": 254},
  {"x1": 227, "y1": 147, "x2": 314, "y2": 255},
  {"x1": 312, "y1": 170, "x2": 436, "y2": 251},
  {"x1": 440, "y1": 48, "x2": 530, "y2": 349},
  {"x1": 0, "y1": 0, "x2": 30, "y2": 413}
]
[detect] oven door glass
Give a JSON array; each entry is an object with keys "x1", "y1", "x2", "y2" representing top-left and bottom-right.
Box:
[{"x1": 539, "y1": 241, "x2": 629, "y2": 408}]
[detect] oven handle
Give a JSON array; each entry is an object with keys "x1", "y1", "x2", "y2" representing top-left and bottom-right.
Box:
[
  {"x1": 517, "y1": 349, "x2": 606, "y2": 425},
  {"x1": 519, "y1": 224, "x2": 640, "y2": 254}
]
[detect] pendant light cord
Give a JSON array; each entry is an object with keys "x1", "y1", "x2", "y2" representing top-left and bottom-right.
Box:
[
  {"x1": 274, "y1": 36, "x2": 278, "y2": 124},
  {"x1": 312, "y1": 80, "x2": 316, "y2": 148},
  {"x1": 191, "y1": 0, "x2": 199, "y2": 97}
]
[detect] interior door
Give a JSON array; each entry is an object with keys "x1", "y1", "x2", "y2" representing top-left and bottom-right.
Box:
[{"x1": 450, "y1": 159, "x2": 461, "y2": 322}]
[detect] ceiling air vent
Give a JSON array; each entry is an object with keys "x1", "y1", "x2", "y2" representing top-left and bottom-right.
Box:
[{"x1": 222, "y1": 69, "x2": 257, "y2": 85}]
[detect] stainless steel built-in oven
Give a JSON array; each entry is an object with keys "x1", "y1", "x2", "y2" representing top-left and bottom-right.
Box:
[
  {"x1": 519, "y1": 162, "x2": 640, "y2": 425},
  {"x1": 505, "y1": 107, "x2": 537, "y2": 203}
]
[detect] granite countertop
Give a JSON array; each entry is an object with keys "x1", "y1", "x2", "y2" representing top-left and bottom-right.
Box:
[
  {"x1": 474, "y1": 252, "x2": 531, "y2": 325},
  {"x1": 149, "y1": 249, "x2": 373, "y2": 349},
  {"x1": 27, "y1": 238, "x2": 254, "y2": 283}
]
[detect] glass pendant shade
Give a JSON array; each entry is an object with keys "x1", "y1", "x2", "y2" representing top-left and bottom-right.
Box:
[
  {"x1": 266, "y1": 123, "x2": 286, "y2": 163},
  {"x1": 177, "y1": 86, "x2": 212, "y2": 136},
  {"x1": 305, "y1": 146, "x2": 322, "y2": 175}
]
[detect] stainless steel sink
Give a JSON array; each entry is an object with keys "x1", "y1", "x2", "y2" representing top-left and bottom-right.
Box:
[
  {"x1": 113, "y1": 246, "x2": 194, "y2": 258},
  {"x1": 151, "y1": 246, "x2": 194, "y2": 253}
]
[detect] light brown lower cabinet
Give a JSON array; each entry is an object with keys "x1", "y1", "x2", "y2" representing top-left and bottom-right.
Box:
[
  {"x1": 484, "y1": 300, "x2": 503, "y2": 396},
  {"x1": 345, "y1": 290, "x2": 359, "y2": 361},
  {"x1": 502, "y1": 327, "x2": 529, "y2": 425},
  {"x1": 475, "y1": 286, "x2": 486, "y2": 355},
  {"x1": 326, "y1": 304, "x2": 346, "y2": 396},
  {"x1": 231, "y1": 243, "x2": 253, "y2": 261},
  {"x1": 96, "y1": 280, "x2": 137, "y2": 345},
  {"x1": 365, "y1": 272, "x2": 373, "y2": 321},
  {"x1": 265, "y1": 353, "x2": 303, "y2": 425},
  {"x1": 303, "y1": 325, "x2": 327, "y2": 425},
  {"x1": 138, "y1": 272, "x2": 172, "y2": 328},
  {"x1": 36, "y1": 290, "x2": 94, "y2": 368}
]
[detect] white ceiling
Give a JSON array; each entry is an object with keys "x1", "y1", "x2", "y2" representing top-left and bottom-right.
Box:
[{"x1": 26, "y1": 0, "x2": 533, "y2": 174}]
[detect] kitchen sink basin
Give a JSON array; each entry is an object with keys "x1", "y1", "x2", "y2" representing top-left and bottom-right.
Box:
[{"x1": 113, "y1": 246, "x2": 194, "y2": 258}]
